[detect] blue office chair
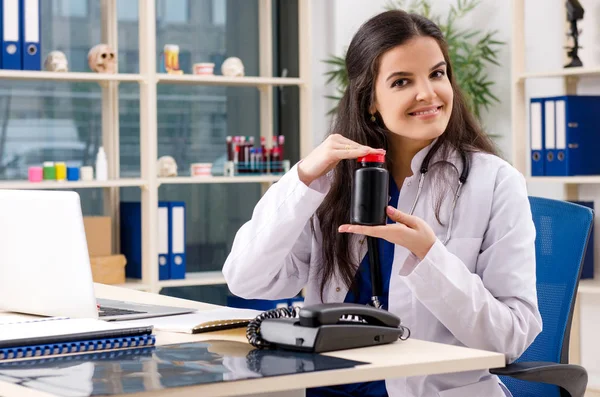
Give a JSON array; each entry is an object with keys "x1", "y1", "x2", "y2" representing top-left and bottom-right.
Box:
[{"x1": 490, "y1": 196, "x2": 592, "y2": 397}]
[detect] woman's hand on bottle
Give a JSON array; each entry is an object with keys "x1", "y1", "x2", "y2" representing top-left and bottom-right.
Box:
[
  {"x1": 297, "y1": 134, "x2": 386, "y2": 187},
  {"x1": 338, "y1": 206, "x2": 437, "y2": 260}
]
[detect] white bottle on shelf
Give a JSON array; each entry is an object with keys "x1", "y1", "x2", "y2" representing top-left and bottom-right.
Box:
[{"x1": 95, "y1": 146, "x2": 108, "y2": 181}]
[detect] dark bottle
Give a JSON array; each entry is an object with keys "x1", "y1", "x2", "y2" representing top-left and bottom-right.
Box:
[{"x1": 351, "y1": 153, "x2": 389, "y2": 226}]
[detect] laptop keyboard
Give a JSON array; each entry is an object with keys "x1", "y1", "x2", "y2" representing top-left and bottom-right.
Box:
[{"x1": 98, "y1": 306, "x2": 145, "y2": 317}]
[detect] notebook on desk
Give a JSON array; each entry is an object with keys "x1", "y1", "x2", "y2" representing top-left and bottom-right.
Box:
[
  {"x1": 121, "y1": 307, "x2": 263, "y2": 334},
  {"x1": 0, "y1": 316, "x2": 155, "y2": 361}
]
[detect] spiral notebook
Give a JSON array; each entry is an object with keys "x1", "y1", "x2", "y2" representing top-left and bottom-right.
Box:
[{"x1": 0, "y1": 315, "x2": 155, "y2": 361}]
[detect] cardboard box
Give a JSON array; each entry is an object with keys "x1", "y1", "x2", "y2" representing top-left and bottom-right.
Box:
[
  {"x1": 83, "y1": 216, "x2": 112, "y2": 256},
  {"x1": 90, "y1": 254, "x2": 127, "y2": 285}
]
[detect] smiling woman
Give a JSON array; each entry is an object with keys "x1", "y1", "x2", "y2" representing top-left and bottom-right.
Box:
[{"x1": 223, "y1": 9, "x2": 541, "y2": 397}]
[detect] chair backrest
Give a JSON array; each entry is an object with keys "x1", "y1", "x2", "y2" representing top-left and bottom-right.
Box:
[{"x1": 501, "y1": 196, "x2": 593, "y2": 397}]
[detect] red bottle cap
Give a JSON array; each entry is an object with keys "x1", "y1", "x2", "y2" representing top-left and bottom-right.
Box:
[{"x1": 357, "y1": 153, "x2": 385, "y2": 163}]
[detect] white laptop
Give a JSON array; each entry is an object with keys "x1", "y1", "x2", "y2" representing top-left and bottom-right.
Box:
[{"x1": 0, "y1": 189, "x2": 194, "y2": 321}]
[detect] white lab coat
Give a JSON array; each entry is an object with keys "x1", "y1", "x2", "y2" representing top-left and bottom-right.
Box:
[{"x1": 223, "y1": 142, "x2": 543, "y2": 397}]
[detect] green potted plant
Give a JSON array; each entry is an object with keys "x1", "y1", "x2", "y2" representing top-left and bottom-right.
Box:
[{"x1": 324, "y1": 0, "x2": 504, "y2": 125}]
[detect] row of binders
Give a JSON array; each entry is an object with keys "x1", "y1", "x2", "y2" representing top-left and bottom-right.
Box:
[
  {"x1": 120, "y1": 201, "x2": 186, "y2": 281},
  {"x1": 1, "y1": 0, "x2": 41, "y2": 70},
  {"x1": 530, "y1": 95, "x2": 600, "y2": 176}
]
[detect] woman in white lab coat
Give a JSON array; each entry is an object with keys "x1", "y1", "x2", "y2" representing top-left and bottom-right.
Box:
[{"x1": 223, "y1": 9, "x2": 542, "y2": 397}]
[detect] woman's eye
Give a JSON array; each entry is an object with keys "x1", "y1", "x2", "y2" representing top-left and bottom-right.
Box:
[
  {"x1": 431, "y1": 70, "x2": 446, "y2": 79},
  {"x1": 391, "y1": 79, "x2": 409, "y2": 88}
]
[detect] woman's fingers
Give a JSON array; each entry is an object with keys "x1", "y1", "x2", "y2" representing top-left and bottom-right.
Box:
[
  {"x1": 334, "y1": 143, "x2": 385, "y2": 160},
  {"x1": 386, "y1": 206, "x2": 418, "y2": 228},
  {"x1": 338, "y1": 224, "x2": 389, "y2": 239}
]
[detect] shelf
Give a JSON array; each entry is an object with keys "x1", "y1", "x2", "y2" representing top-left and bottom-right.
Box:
[
  {"x1": 157, "y1": 74, "x2": 304, "y2": 87},
  {"x1": 527, "y1": 176, "x2": 600, "y2": 184},
  {"x1": 579, "y1": 279, "x2": 600, "y2": 295},
  {"x1": 518, "y1": 66, "x2": 600, "y2": 81},
  {"x1": 0, "y1": 178, "x2": 147, "y2": 190},
  {"x1": 0, "y1": 70, "x2": 144, "y2": 83},
  {"x1": 159, "y1": 175, "x2": 282, "y2": 185},
  {"x1": 157, "y1": 271, "x2": 226, "y2": 288}
]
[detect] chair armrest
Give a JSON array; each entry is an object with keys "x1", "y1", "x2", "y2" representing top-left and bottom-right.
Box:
[{"x1": 490, "y1": 361, "x2": 587, "y2": 397}]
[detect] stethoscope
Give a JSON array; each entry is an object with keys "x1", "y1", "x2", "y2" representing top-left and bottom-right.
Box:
[{"x1": 368, "y1": 148, "x2": 471, "y2": 309}]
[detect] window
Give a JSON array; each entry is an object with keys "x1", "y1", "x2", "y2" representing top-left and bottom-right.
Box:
[
  {"x1": 52, "y1": 0, "x2": 87, "y2": 18},
  {"x1": 211, "y1": 0, "x2": 226, "y2": 26},
  {"x1": 117, "y1": 1, "x2": 138, "y2": 22},
  {"x1": 157, "y1": 0, "x2": 188, "y2": 24}
]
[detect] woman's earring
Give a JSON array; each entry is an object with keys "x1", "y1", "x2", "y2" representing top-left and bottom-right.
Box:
[{"x1": 370, "y1": 114, "x2": 376, "y2": 122}]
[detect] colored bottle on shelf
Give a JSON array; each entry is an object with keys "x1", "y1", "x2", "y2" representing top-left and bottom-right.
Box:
[
  {"x1": 55, "y1": 162, "x2": 67, "y2": 181},
  {"x1": 28, "y1": 166, "x2": 43, "y2": 182},
  {"x1": 43, "y1": 162, "x2": 55, "y2": 180},
  {"x1": 67, "y1": 166, "x2": 80, "y2": 181},
  {"x1": 95, "y1": 147, "x2": 108, "y2": 181}
]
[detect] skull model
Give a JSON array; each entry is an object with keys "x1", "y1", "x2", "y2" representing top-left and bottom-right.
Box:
[
  {"x1": 88, "y1": 44, "x2": 117, "y2": 73},
  {"x1": 221, "y1": 57, "x2": 245, "y2": 77},
  {"x1": 44, "y1": 51, "x2": 68, "y2": 72},
  {"x1": 157, "y1": 156, "x2": 178, "y2": 177}
]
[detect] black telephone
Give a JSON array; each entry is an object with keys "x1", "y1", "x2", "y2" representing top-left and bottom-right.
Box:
[{"x1": 246, "y1": 303, "x2": 410, "y2": 353}]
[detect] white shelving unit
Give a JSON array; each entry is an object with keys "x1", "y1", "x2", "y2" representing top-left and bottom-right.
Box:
[
  {"x1": 0, "y1": 0, "x2": 312, "y2": 294},
  {"x1": 511, "y1": 0, "x2": 600, "y2": 390}
]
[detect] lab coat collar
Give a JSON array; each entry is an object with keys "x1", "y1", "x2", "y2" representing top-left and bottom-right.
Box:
[
  {"x1": 409, "y1": 138, "x2": 438, "y2": 176},
  {"x1": 408, "y1": 138, "x2": 462, "y2": 177}
]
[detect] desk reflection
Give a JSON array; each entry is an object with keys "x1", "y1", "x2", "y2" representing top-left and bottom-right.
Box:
[{"x1": 0, "y1": 341, "x2": 366, "y2": 396}]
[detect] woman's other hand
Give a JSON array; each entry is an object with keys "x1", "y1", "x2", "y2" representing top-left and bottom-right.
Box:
[
  {"x1": 338, "y1": 206, "x2": 437, "y2": 260},
  {"x1": 297, "y1": 134, "x2": 386, "y2": 186}
]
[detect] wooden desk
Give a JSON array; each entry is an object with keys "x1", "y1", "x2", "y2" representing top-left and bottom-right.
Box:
[{"x1": 0, "y1": 284, "x2": 506, "y2": 397}]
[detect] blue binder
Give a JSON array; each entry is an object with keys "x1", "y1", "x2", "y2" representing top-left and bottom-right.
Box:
[
  {"x1": 530, "y1": 97, "x2": 545, "y2": 176},
  {"x1": 168, "y1": 201, "x2": 186, "y2": 279},
  {"x1": 19, "y1": 0, "x2": 40, "y2": 70},
  {"x1": 543, "y1": 95, "x2": 600, "y2": 176},
  {"x1": 120, "y1": 202, "x2": 170, "y2": 280},
  {"x1": 1, "y1": 0, "x2": 22, "y2": 70}
]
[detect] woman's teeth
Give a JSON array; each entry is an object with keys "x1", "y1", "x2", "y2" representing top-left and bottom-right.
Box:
[{"x1": 411, "y1": 107, "x2": 440, "y2": 116}]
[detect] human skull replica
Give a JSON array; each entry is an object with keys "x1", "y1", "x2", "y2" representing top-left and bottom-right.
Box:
[
  {"x1": 44, "y1": 51, "x2": 68, "y2": 72},
  {"x1": 221, "y1": 57, "x2": 245, "y2": 77},
  {"x1": 157, "y1": 156, "x2": 178, "y2": 177},
  {"x1": 88, "y1": 44, "x2": 117, "y2": 73}
]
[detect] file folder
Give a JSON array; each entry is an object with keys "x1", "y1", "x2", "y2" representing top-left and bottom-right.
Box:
[
  {"x1": 168, "y1": 201, "x2": 186, "y2": 279},
  {"x1": 20, "y1": 0, "x2": 40, "y2": 70},
  {"x1": 157, "y1": 203, "x2": 170, "y2": 280},
  {"x1": 543, "y1": 99, "x2": 557, "y2": 175},
  {"x1": 542, "y1": 95, "x2": 600, "y2": 176},
  {"x1": 530, "y1": 98, "x2": 545, "y2": 176},
  {"x1": 1, "y1": 0, "x2": 21, "y2": 70},
  {"x1": 120, "y1": 201, "x2": 171, "y2": 280}
]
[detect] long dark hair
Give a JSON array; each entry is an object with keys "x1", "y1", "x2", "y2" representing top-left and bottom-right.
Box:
[{"x1": 314, "y1": 10, "x2": 498, "y2": 300}]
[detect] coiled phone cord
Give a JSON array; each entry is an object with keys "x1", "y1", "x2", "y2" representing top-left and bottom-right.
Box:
[{"x1": 246, "y1": 306, "x2": 300, "y2": 348}]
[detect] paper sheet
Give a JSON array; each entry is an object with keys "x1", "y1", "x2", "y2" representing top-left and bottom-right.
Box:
[{"x1": 119, "y1": 307, "x2": 263, "y2": 333}]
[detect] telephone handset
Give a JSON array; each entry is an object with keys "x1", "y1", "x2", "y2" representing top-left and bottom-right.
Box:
[{"x1": 246, "y1": 303, "x2": 410, "y2": 353}]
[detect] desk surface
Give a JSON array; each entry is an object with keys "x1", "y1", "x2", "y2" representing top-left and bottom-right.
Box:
[{"x1": 0, "y1": 283, "x2": 505, "y2": 397}]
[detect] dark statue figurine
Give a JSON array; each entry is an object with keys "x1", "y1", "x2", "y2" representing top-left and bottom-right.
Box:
[{"x1": 565, "y1": 0, "x2": 584, "y2": 68}]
